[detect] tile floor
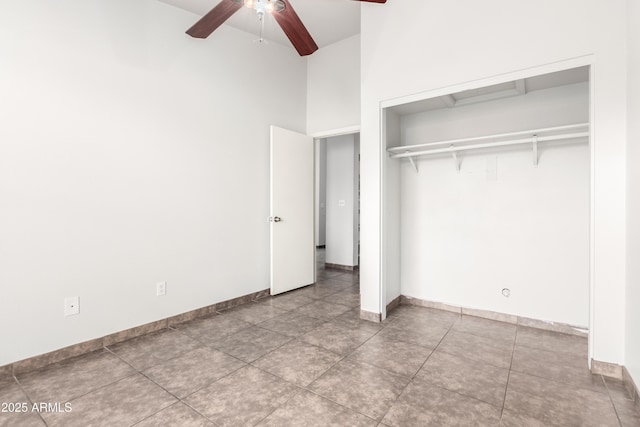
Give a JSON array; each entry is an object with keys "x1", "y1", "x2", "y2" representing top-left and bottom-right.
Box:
[{"x1": 1, "y1": 250, "x2": 639, "y2": 426}]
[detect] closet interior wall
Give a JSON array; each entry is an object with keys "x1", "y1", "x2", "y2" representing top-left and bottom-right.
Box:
[{"x1": 386, "y1": 79, "x2": 590, "y2": 327}]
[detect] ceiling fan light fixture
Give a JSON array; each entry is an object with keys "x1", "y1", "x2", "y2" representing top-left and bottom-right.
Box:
[
  {"x1": 243, "y1": 0, "x2": 285, "y2": 15},
  {"x1": 265, "y1": 0, "x2": 276, "y2": 13}
]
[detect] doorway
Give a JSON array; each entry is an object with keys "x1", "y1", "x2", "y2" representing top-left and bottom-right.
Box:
[{"x1": 315, "y1": 133, "x2": 360, "y2": 276}]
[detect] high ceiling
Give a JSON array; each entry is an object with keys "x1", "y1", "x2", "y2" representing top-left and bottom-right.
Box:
[{"x1": 158, "y1": 0, "x2": 362, "y2": 50}]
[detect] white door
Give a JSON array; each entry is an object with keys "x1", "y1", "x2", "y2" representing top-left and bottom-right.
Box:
[{"x1": 270, "y1": 125, "x2": 315, "y2": 295}]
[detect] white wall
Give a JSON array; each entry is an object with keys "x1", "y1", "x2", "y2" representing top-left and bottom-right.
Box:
[
  {"x1": 0, "y1": 0, "x2": 307, "y2": 366},
  {"x1": 325, "y1": 134, "x2": 359, "y2": 267},
  {"x1": 307, "y1": 35, "x2": 360, "y2": 135},
  {"x1": 315, "y1": 139, "x2": 327, "y2": 246},
  {"x1": 399, "y1": 83, "x2": 589, "y2": 326},
  {"x1": 360, "y1": 0, "x2": 628, "y2": 365},
  {"x1": 384, "y1": 110, "x2": 401, "y2": 309},
  {"x1": 626, "y1": 0, "x2": 640, "y2": 386}
]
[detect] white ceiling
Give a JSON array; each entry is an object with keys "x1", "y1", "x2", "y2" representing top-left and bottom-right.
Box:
[{"x1": 158, "y1": 0, "x2": 362, "y2": 50}]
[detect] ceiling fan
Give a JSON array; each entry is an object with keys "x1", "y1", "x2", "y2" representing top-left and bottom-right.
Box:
[{"x1": 186, "y1": 0, "x2": 387, "y2": 56}]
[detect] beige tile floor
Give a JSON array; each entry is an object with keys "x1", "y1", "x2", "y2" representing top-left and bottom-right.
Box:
[{"x1": 2, "y1": 250, "x2": 639, "y2": 426}]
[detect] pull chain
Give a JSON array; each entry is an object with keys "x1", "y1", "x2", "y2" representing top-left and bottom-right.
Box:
[{"x1": 258, "y1": 12, "x2": 265, "y2": 43}]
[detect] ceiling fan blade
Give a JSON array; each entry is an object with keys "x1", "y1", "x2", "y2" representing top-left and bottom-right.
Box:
[
  {"x1": 186, "y1": 0, "x2": 243, "y2": 39},
  {"x1": 273, "y1": 0, "x2": 319, "y2": 56}
]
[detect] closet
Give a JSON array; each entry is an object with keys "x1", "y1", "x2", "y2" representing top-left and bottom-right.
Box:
[{"x1": 382, "y1": 66, "x2": 590, "y2": 330}]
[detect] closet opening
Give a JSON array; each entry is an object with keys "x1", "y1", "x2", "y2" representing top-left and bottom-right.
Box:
[{"x1": 381, "y1": 65, "x2": 591, "y2": 345}]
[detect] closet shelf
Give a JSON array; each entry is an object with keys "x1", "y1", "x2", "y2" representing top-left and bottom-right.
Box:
[{"x1": 387, "y1": 123, "x2": 589, "y2": 171}]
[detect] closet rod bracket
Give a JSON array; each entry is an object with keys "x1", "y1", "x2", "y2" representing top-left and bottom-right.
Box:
[
  {"x1": 532, "y1": 135, "x2": 538, "y2": 167},
  {"x1": 451, "y1": 146, "x2": 460, "y2": 172},
  {"x1": 407, "y1": 151, "x2": 418, "y2": 172}
]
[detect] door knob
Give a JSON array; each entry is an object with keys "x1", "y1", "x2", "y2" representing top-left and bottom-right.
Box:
[{"x1": 269, "y1": 216, "x2": 282, "y2": 223}]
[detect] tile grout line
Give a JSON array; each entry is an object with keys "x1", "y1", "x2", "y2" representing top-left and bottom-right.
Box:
[
  {"x1": 406, "y1": 337, "x2": 515, "y2": 410},
  {"x1": 446, "y1": 320, "x2": 519, "y2": 346},
  {"x1": 173, "y1": 353, "x2": 257, "y2": 427},
  {"x1": 303, "y1": 387, "x2": 380, "y2": 423},
  {"x1": 179, "y1": 402, "x2": 223, "y2": 427},
  {"x1": 211, "y1": 303, "x2": 358, "y2": 388},
  {"x1": 120, "y1": 340, "x2": 249, "y2": 427},
  {"x1": 16, "y1": 348, "x2": 143, "y2": 423},
  {"x1": 161, "y1": 289, "x2": 365, "y2": 417},
  {"x1": 128, "y1": 400, "x2": 219, "y2": 427},
  {"x1": 514, "y1": 340, "x2": 589, "y2": 356},
  {"x1": 11, "y1": 374, "x2": 50, "y2": 427},
  {"x1": 135, "y1": 368, "x2": 212, "y2": 423},
  {"x1": 401, "y1": 314, "x2": 520, "y2": 410},
  {"x1": 493, "y1": 326, "x2": 603, "y2": 397},
  {"x1": 379, "y1": 312, "x2": 520, "y2": 417},
  {"x1": 259, "y1": 309, "x2": 392, "y2": 423},
  {"x1": 175, "y1": 323, "x2": 254, "y2": 346},
  {"x1": 602, "y1": 375, "x2": 626, "y2": 427},
  {"x1": 499, "y1": 325, "x2": 518, "y2": 421},
  {"x1": 104, "y1": 330, "x2": 208, "y2": 369},
  {"x1": 203, "y1": 290, "x2": 373, "y2": 424},
  {"x1": 507, "y1": 361, "x2": 610, "y2": 397},
  {"x1": 374, "y1": 312, "x2": 461, "y2": 423},
  {"x1": 249, "y1": 385, "x2": 306, "y2": 426}
]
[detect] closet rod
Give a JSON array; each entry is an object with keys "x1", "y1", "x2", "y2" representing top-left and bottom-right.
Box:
[
  {"x1": 387, "y1": 122, "x2": 589, "y2": 154},
  {"x1": 389, "y1": 131, "x2": 588, "y2": 159}
]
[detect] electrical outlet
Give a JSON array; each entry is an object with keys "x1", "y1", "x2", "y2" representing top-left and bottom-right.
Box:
[
  {"x1": 156, "y1": 282, "x2": 167, "y2": 296},
  {"x1": 64, "y1": 296, "x2": 80, "y2": 316}
]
